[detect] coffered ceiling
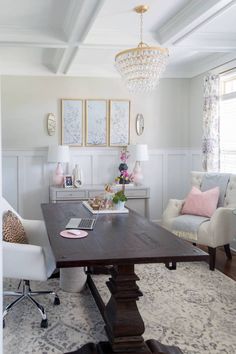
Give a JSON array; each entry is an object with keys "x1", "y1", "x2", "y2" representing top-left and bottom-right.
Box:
[{"x1": 0, "y1": 0, "x2": 235, "y2": 78}]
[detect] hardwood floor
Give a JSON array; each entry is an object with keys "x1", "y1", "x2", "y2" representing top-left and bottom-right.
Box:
[{"x1": 200, "y1": 246, "x2": 236, "y2": 281}]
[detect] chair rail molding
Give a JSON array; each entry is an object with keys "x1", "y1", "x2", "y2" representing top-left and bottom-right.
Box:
[{"x1": 2, "y1": 147, "x2": 202, "y2": 222}]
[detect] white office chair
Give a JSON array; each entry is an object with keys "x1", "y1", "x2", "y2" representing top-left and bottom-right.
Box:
[{"x1": 2, "y1": 197, "x2": 60, "y2": 328}]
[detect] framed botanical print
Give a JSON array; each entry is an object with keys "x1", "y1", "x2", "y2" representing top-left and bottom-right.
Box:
[
  {"x1": 109, "y1": 100, "x2": 130, "y2": 146},
  {"x1": 62, "y1": 99, "x2": 83, "y2": 146},
  {"x1": 85, "y1": 100, "x2": 108, "y2": 146}
]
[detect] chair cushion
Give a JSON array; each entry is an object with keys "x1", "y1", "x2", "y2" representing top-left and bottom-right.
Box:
[
  {"x1": 181, "y1": 186, "x2": 220, "y2": 218},
  {"x1": 3, "y1": 210, "x2": 27, "y2": 244}
]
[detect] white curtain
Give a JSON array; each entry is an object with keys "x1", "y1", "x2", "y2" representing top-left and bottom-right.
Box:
[{"x1": 202, "y1": 73, "x2": 220, "y2": 172}]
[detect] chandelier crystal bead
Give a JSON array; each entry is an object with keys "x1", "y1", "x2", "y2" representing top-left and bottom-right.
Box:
[{"x1": 115, "y1": 5, "x2": 169, "y2": 93}]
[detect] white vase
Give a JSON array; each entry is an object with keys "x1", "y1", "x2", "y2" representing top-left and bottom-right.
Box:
[
  {"x1": 114, "y1": 201, "x2": 125, "y2": 210},
  {"x1": 73, "y1": 164, "x2": 83, "y2": 187}
]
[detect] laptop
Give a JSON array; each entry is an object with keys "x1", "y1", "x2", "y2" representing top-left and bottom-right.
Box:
[{"x1": 65, "y1": 215, "x2": 97, "y2": 230}]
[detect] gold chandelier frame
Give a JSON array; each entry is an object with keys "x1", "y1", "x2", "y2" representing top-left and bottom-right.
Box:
[{"x1": 115, "y1": 4, "x2": 169, "y2": 93}]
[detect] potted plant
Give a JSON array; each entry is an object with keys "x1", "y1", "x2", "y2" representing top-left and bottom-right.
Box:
[{"x1": 112, "y1": 190, "x2": 127, "y2": 210}]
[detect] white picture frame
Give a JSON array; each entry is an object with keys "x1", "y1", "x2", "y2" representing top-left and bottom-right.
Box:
[
  {"x1": 85, "y1": 100, "x2": 108, "y2": 146},
  {"x1": 62, "y1": 99, "x2": 83, "y2": 146},
  {"x1": 109, "y1": 100, "x2": 130, "y2": 146}
]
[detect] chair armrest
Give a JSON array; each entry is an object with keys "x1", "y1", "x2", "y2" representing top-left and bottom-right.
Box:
[
  {"x1": 209, "y1": 207, "x2": 236, "y2": 247},
  {"x1": 161, "y1": 199, "x2": 184, "y2": 230},
  {"x1": 21, "y1": 219, "x2": 56, "y2": 277},
  {"x1": 3, "y1": 241, "x2": 48, "y2": 281}
]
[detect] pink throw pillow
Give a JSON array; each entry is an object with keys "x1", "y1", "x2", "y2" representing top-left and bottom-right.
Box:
[{"x1": 181, "y1": 186, "x2": 220, "y2": 218}]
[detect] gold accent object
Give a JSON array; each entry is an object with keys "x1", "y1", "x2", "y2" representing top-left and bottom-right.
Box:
[
  {"x1": 134, "y1": 5, "x2": 149, "y2": 14},
  {"x1": 115, "y1": 4, "x2": 169, "y2": 93}
]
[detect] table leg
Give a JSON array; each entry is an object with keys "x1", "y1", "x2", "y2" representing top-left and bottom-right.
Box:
[{"x1": 66, "y1": 264, "x2": 183, "y2": 354}]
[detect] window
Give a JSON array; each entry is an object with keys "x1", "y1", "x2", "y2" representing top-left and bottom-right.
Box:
[{"x1": 220, "y1": 72, "x2": 236, "y2": 173}]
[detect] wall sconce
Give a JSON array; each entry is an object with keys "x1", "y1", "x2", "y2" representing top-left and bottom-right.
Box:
[
  {"x1": 47, "y1": 113, "x2": 56, "y2": 136},
  {"x1": 136, "y1": 114, "x2": 144, "y2": 136}
]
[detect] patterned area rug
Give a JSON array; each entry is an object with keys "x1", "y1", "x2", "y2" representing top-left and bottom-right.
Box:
[{"x1": 3, "y1": 262, "x2": 236, "y2": 354}]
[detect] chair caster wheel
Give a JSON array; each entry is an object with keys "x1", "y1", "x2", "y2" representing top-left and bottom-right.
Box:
[
  {"x1": 41, "y1": 319, "x2": 48, "y2": 328},
  {"x1": 54, "y1": 296, "x2": 60, "y2": 305},
  {"x1": 3, "y1": 319, "x2": 5, "y2": 329}
]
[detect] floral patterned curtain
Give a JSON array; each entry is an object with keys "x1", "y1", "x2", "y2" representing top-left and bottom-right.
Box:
[{"x1": 202, "y1": 73, "x2": 220, "y2": 172}]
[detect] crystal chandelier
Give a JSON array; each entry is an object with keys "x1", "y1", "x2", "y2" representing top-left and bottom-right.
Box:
[{"x1": 115, "y1": 5, "x2": 169, "y2": 93}]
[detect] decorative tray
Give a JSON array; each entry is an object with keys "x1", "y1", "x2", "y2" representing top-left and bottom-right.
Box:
[{"x1": 82, "y1": 201, "x2": 129, "y2": 214}]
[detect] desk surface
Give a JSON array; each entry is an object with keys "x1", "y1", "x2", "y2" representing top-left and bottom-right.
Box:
[{"x1": 41, "y1": 202, "x2": 208, "y2": 268}]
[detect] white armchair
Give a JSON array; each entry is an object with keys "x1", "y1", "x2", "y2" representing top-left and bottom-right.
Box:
[
  {"x1": 2, "y1": 197, "x2": 60, "y2": 328},
  {"x1": 162, "y1": 172, "x2": 236, "y2": 270}
]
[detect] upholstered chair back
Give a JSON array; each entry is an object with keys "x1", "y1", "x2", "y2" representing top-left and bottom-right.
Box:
[
  {"x1": 2, "y1": 196, "x2": 56, "y2": 279},
  {"x1": 191, "y1": 171, "x2": 236, "y2": 208},
  {"x1": 2, "y1": 197, "x2": 21, "y2": 219}
]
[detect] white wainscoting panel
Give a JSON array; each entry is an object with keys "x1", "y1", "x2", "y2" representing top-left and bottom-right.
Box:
[
  {"x1": 144, "y1": 153, "x2": 163, "y2": 221},
  {"x1": 21, "y1": 155, "x2": 49, "y2": 219},
  {"x1": 4, "y1": 147, "x2": 235, "y2": 248},
  {"x1": 70, "y1": 153, "x2": 93, "y2": 185},
  {"x1": 165, "y1": 152, "x2": 189, "y2": 207},
  {"x1": 191, "y1": 152, "x2": 202, "y2": 171},
  {"x1": 92, "y1": 153, "x2": 119, "y2": 185},
  {"x1": 2, "y1": 155, "x2": 18, "y2": 210},
  {"x1": 2, "y1": 147, "x2": 202, "y2": 222}
]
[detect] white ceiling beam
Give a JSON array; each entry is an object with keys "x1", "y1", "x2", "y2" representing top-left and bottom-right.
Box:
[
  {"x1": 175, "y1": 33, "x2": 236, "y2": 52},
  {"x1": 158, "y1": 0, "x2": 235, "y2": 45},
  {"x1": 186, "y1": 52, "x2": 236, "y2": 77},
  {"x1": 0, "y1": 27, "x2": 67, "y2": 47},
  {"x1": 0, "y1": 41, "x2": 67, "y2": 48},
  {"x1": 54, "y1": 0, "x2": 106, "y2": 74},
  {"x1": 163, "y1": 53, "x2": 236, "y2": 78}
]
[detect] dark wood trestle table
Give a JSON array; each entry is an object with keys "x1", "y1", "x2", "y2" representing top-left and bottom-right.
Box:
[{"x1": 41, "y1": 202, "x2": 209, "y2": 354}]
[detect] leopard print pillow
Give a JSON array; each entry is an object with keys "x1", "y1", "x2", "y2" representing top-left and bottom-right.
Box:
[{"x1": 3, "y1": 210, "x2": 27, "y2": 244}]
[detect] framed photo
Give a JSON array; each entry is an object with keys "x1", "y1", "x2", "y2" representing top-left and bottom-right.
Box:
[
  {"x1": 62, "y1": 99, "x2": 83, "y2": 146},
  {"x1": 109, "y1": 100, "x2": 130, "y2": 146},
  {"x1": 85, "y1": 100, "x2": 108, "y2": 146},
  {"x1": 64, "y1": 175, "x2": 73, "y2": 188}
]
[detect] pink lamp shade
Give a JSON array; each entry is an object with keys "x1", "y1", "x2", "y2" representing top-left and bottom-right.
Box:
[{"x1": 47, "y1": 145, "x2": 70, "y2": 186}]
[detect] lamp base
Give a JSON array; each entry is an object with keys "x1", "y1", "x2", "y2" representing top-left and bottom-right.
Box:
[
  {"x1": 132, "y1": 161, "x2": 143, "y2": 185},
  {"x1": 53, "y1": 162, "x2": 64, "y2": 187}
]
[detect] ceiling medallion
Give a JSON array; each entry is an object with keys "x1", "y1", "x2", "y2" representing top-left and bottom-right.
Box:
[{"x1": 115, "y1": 4, "x2": 169, "y2": 93}]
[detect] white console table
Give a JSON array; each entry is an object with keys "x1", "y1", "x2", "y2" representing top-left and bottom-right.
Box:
[{"x1": 49, "y1": 185, "x2": 150, "y2": 218}]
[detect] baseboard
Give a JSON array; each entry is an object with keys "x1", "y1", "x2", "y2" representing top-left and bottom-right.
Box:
[
  {"x1": 151, "y1": 219, "x2": 161, "y2": 224},
  {"x1": 230, "y1": 239, "x2": 236, "y2": 252}
]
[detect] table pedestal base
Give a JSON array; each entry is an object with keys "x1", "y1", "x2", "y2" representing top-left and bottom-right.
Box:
[
  {"x1": 65, "y1": 264, "x2": 183, "y2": 354},
  {"x1": 66, "y1": 339, "x2": 183, "y2": 354}
]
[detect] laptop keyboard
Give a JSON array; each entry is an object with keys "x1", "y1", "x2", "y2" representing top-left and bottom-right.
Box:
[{"x1": 78, "y1": 218, "x2": 95, "y2": 229}]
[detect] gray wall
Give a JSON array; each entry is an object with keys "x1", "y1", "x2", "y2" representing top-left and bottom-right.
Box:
[{"x1": 1, "y1": 76, "x2": 190, "y2": 149}]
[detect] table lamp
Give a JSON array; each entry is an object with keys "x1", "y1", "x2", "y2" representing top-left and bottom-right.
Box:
[
  {"x1": 130, "y1": 144, "x2": 149, "y2": 185},
  {"x1": 48, "y1": 145, "x2": 70, "y2": 186}
]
